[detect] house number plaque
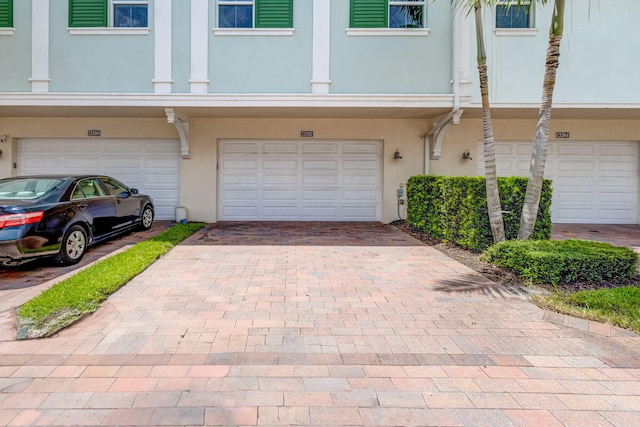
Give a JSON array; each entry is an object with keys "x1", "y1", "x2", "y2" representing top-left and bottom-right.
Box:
[
  {"x1": 300, "y1": 131, "x2": 314, "y2": 137},
  {"x1": 88, "y1": 130, "x2": 101, "y2": 137}
]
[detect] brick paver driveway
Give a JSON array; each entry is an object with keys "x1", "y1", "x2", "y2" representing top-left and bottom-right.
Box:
[{"x1": 1, "y1": 222, "x2": 639, "y2": 426}]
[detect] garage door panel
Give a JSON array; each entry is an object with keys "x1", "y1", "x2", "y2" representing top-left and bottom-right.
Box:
[
  {"x1": 303, "y1": 143, "x2": 337, "y2": 154},
  {"x1": 223, "y1": 142, "x2": 259, "y2": 154},
  {"x1": 558, "y1": 144, "x2": 596, "y2": 156},
  {"x1": 343, "y1": 189, "x2": 377, "y2": 201},
  {"x1": 301, "y1": 190, "x2": 337, "y2": 201},
  {"x1": 18, "y1": 139, "x2": 179, "y2": 220},
  {"x1": 344, "y1": 142, "x2": 378, "y2": 154},
  {"x1": 264, "y1": 190, "x2": 297, "y2": 200},
  {"x1": 342, "y1": 206, "x2": 378, "y2": 219},
  {"x1": 264, "y1": 142, "x2": 298, "y2": 154},
  {"x1": 219, "y1": 140, "x2": 381, "y2": 221},
  {"x1": 486, "y1": 140, "x2": 638, "y2": 224},
  {"x1": 343, "y1": 174, "x2": 377, "y2": 186},
  {"x1": 264, "y1": 174, "x2": 297, "y2": 185},
  {"x1": 303, "y1": 174, "x2": 338, "y2": 185},
  {"x1": 303, "y1": 160, "x2": 338, "y2": 170},
  {"x1": 598, "y1": 144, "x2": 636, "y2": 156},
  {"x1": 263, "y1": 160, "x2": 297, "y2": 170}
]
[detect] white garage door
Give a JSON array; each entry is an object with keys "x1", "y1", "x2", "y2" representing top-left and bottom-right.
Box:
[
  {"x1": 218, "y1": 140, "x2": 382, "y2": 221},
  {"x1": 18, "y1": 138, "x2": 180, "y2": 220},
  {"x1": 478, "y1": 141, "x2": 639, "y2": 224}
]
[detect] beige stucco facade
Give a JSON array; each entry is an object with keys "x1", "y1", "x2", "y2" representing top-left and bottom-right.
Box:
[{"x1": 2, "y1": 115, "x2": 640, "y2": 223}]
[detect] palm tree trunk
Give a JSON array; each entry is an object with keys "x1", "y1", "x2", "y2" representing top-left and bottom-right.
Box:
[
  {"x1": 475, "y1": 3, "x2": 505, "y2": 243},
  {"x1": 518, "y1": 0, "x2": 565, "y2": 239}
]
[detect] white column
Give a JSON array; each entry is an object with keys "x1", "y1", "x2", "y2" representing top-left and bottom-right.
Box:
[
  {"x1": 190, "y1": 0, "x2": 209, "y2": 93},
  {"x1": 311, "y1": 0, "x2": 331, "y2": 94},
  {"x1": 457, "y1": 9, "x2": 472, "y2": 98},
  {"x1": 30, "y1": 0, "x2": 50, "y2": 92},
  {"x1": 153, "y1": 0, "x2": 173, "y2": 93}
]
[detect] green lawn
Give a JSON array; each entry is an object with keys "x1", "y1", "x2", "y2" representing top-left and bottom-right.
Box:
[{"x1": 17, "y1": 222, "x2": 205, "y2": 339}]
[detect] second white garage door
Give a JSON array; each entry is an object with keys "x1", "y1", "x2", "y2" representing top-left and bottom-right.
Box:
[
  {"x1": 18, "y1": 138, "x2": 180, "y2": 220},
  {"x1": 478, "y1": 141, "x2": 639, "y2": 224},
  {"x1": 218, "y1": 140, "x2": 382, "y2": 221}
]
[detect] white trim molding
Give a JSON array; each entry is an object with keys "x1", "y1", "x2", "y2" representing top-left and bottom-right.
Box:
[
  {"x1": 213, "y1": 28, "x2": 294, "y2": 36},
  {"x1": 31, "y1": 0, "x2": 50, "y2": 93},
  {"x1": 191, "y1": 0, "x2": 209, "y2": 94},
  {"x1": 0, "y1": 28, "x2": 15, "y2": 36},
  {"x1": 68, "y1": 28, "x2": 150, "y2": 35},
  {"x1": 154, "y1": 0, "x2": 173, "y2": 94},
  {"x1": 494, "y1": 28, "x2": 538, "y2": 37},
  {"x1": 346, "y1": 28, "x2": 430, "y2": 37},
  {"x1": 312, "y1": 0, "x2": 331, "y2": 94}
]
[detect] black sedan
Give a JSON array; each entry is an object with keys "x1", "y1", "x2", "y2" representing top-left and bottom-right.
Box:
[{"x1": 0, "y1": 175, "x2": 154, "y2": 266}]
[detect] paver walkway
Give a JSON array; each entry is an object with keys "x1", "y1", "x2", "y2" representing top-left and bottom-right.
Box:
[{"x1": 1, "y1": 222, "x2": 639, "y2": 426}]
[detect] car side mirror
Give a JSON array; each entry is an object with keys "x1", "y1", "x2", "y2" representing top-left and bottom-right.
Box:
[{"x1": 130, "y1": 188, "x2": 139, "y2": 195}]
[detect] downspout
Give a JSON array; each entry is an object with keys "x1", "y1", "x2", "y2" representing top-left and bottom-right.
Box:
[{"x1": 424, "y1": 7, "x2": 463, "y2": 174}]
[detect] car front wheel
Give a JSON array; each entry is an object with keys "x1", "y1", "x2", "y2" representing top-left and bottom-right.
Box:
[
  {"x1": 139, "y1": 205, "x2": 154, "y2": 230},
  {"x1": 54, "y1": 225, "x2": 88, "y2": 265}
]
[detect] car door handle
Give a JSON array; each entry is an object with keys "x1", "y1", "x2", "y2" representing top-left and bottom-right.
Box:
[{"x1": 78, "y1": 203, "x2": 88, "y2": 209}]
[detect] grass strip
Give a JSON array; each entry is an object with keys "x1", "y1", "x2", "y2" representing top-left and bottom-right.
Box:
[
  {"x1": 535, "y1": 286, "x2": 640, "y2": 333},
  {"x1": 16, "y1": 222, "x2": 205, "y2": 339}
]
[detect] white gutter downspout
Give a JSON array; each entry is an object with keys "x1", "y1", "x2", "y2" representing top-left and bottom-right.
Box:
[{"x1": 424, "y1": 7, "x2": 464, "y2": 174}]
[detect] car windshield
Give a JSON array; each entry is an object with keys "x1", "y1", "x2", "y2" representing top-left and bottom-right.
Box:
[{"x1": 0, "y1": 178, "x2": 64, "y2": 200}]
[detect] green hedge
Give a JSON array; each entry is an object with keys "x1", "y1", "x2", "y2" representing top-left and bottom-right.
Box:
[
  {"x1": 482, "y1": 239, "x2": 639, "y2": 286},
  {"x1": 406, "y1": 175, "x2": 552, "y2": 251}
]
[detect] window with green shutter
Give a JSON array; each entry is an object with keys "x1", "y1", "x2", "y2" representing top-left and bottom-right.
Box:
[
  {"x1": 350, "y1": 0, "x2": 426, "y2": 29},
  {"x1": 256, "y1": 0, "x2": 293, "y2": 28},
  {"x1": 69, "y1": 0, "x2": 148, "y2": 28},
  {"x1": 0, "y1": 0, "x2": 13, "y2": 28},
  {"x1": 69, "y1": 0, "x2": 108, "y2": 27},
  {"x1": 218, "y1": 0, "x2": 293, "y2": 29},
  {"x1": 350, "y1": 0, "x2": 387, "y2": 28}
]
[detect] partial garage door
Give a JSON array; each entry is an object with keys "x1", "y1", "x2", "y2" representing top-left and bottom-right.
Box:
[
  {"x1": 18, "y1": 139, "x2": 180, "y2": 220},
  {"x1": 478, "y1": 141, "x2": 639, "y2": 223},
  {"x1": 218, "y1": 140, "x2": 382, "y2": 221}
]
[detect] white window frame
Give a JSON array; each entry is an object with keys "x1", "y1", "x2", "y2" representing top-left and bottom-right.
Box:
[
  {"x1": 110, "y1": 0, "x2": 149, "y2": 28},
  {"x1": 214, "y1": 0, "x2": 293, "y2": 36},
  {"x1": 494, "y1": 0, "x2": 538, "y2": 36},
  {"x1": 389, "y1": 0, "x2": 427, "y2": 29}
]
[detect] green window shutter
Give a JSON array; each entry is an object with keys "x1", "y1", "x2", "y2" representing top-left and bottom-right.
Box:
[
  {"x1": 69, "y1": 0, "x2": 107, "y2": 27},
  {"x1": 0, "y1": 0, "x2": 12, "y2": 28},
  {"x1": 350, "y1": 0, "x2": 388, "y2": 28},
  {"x1": 255, "y1": 0, "x2": 293, "y2": 29}
]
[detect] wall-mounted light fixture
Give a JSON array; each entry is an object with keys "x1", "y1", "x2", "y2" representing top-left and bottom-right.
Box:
[
  {"x1": 0, "y1": 135, "x2": 6, "y2": 143},
  {"x1": 462, "y1": 149, "x2": 472, "y2": 160},
  {"x1": 393, "y1": 149, "x2": 403, "y2": 160}
]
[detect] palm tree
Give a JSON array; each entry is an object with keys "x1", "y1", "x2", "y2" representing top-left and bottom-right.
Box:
[
  {"x1": 518, "y1": 0, "x2": 565, "y2": 239},
  {"x1": 453, "y1": 0, "x2": 505, "y2": 243}
]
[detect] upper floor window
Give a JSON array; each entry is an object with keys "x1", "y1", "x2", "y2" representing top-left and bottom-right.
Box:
[
  {"x1": 0, "y1": 0, "x2": 13, "y2": 28},
  {"x1": 496, "y1": 1, "x2": 533, "y2": 29},
  {"x1": 350, "y1": 0, "x2": 426, "y2": 29},
  {"x1": 217, "y1": 0, "x2": 293, "y2": 29},
  {"x1": 69, "y1": 0, "x2": 148, "y2": 28}
]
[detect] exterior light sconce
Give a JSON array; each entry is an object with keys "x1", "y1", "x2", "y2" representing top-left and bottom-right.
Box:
[
  {"x1": 462, "y1": 149, "x2": 472, "y2": 160},
  {"x1": 393, "y1": 149, "x2": 403, "y2": 160}
]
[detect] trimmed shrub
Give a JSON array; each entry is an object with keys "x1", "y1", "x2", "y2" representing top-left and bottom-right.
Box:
[
  {"x1": 481, "y1": 239, "x2": 639, "y2": 286},
  {"x1": 406, "y1": 175, "x2": 552, "y2": 251}
]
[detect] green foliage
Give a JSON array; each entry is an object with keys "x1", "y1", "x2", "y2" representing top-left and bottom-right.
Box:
[
  {"x1": 482, "y1": 239, "x2": 639, "y2": 286},
  {"x1": 17, "y1": 222, "x2": 205, "y2": 338},
  {"x1": 407, "y1": 175, "x2": 552, "y2": 251},
  {"x1": 541, "y1": 286, "x2": 640, "y2": 333}
]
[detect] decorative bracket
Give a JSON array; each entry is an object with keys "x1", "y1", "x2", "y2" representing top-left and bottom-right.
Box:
[
  {"x1": 426, "y1": 109, "x2": 464, "y2": 160},
  {"x1": 165, "y1": 108, "x2": 190, "y2": 159}
]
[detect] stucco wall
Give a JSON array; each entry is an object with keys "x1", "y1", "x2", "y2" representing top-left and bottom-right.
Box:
[{"x1": 183, "y1": 118, "x2": 430, "y2": 223}]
